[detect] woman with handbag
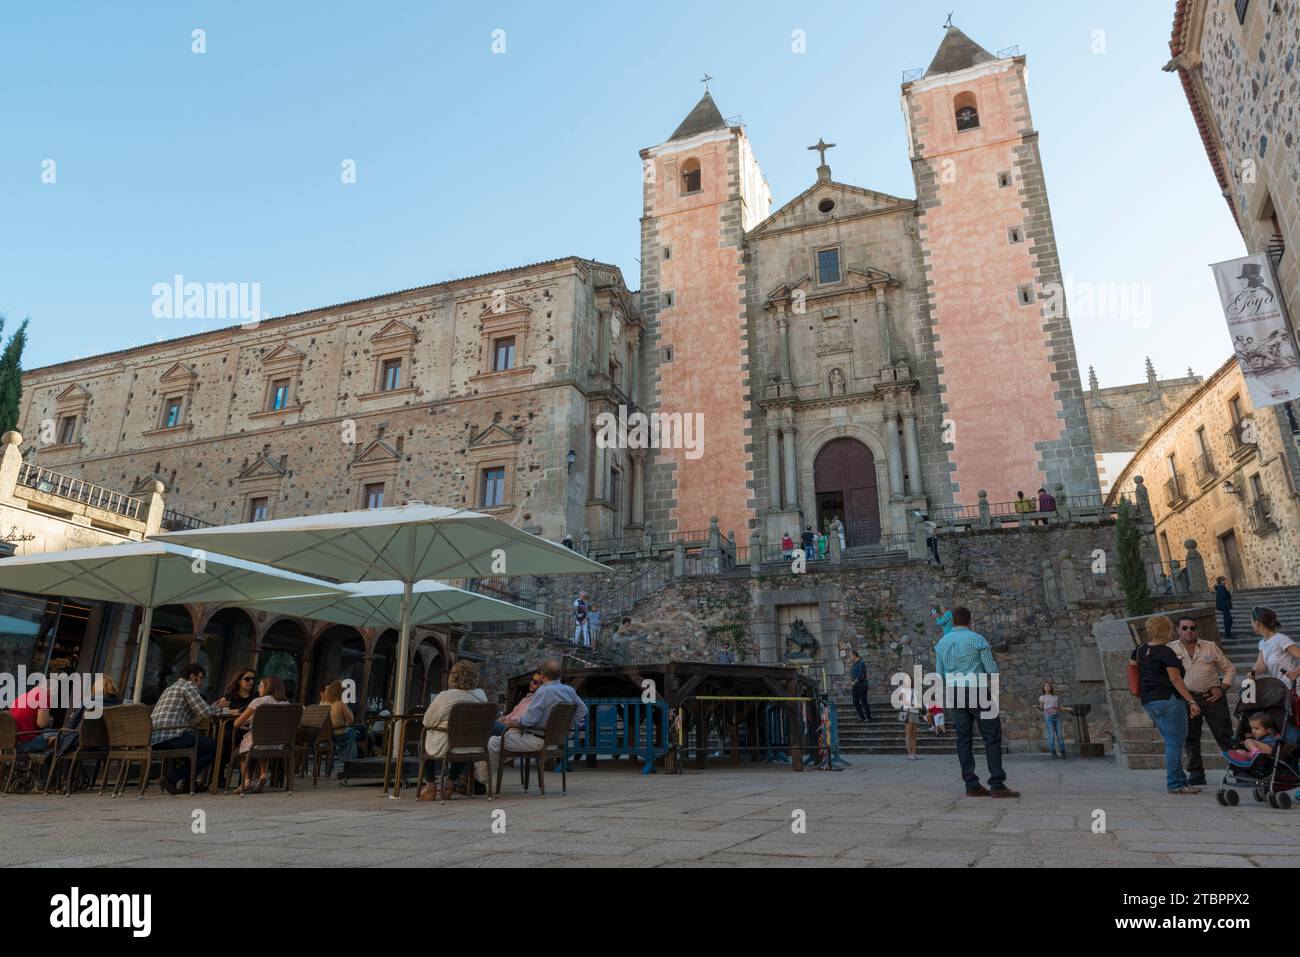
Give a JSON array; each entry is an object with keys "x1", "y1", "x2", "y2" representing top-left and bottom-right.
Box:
[{"x1": 1129, "y1": 615, "x2": 1202, "y2": 794}]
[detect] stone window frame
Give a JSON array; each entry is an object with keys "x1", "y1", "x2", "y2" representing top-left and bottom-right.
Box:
[
  {"x1": 662, "y1": 245, "x2": 673, "y2": 261},
  {"x1": 814, "y1": 245, "x2": 844, "y2": 286},
  {"x1": 359, "y1": 320, "x2": 420, "y2": 402},
  {"x1": 250, "y1": 343, "x2": 305, "y2": 420},
  {"x1": 464, "y1": 434, "x2": 518, "y2": 513},
  {"x1": 1015, "y1": 283, "x2": 1035, "y2": 307},
  {"x1": 1006, "y1": 225, "x2": 1024, "y2": 245},
  {"x1": 470, "y1": 297, "x2": 534, "y2": 390},
  {"x1": 997, "y1": 170, "x2": 1013, "y2": 188},
  {"x1": 360, "y1": 481, "x2": 387, "y2": 510},
  {"x1": 246, "y1": 496, "x2": 270, "y2": 522},
  {"x1": 662, "y1": 290, "x2": 676, "y2": 309},
  {"x1": 49, "y1": 385, "x2": 90, "y2": 450},
  {"x1": 143, "y1": 364, "x2": 197, "y2": 436}
]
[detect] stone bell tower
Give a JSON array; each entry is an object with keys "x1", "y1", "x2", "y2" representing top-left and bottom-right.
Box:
[
  {"x1": 637, "y1": 90, "x2": 772, "y2": 538},
  {"x1": 902, "y1": 27, "x2": 1099, "y2": 501}
]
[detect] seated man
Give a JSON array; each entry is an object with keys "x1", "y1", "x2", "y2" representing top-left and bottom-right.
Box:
[
  {"x1": 494, "y1": 670, "x2": 543, "y2": 737},
  {"x1": 487, "y1": 659, "x2": 587, "y2": 783},
  {"x1": 150, "y1": 664, "x2": 228, "y2": 794},
  {"x1": 11, "y1": 683, "x2": 54, "y2": 755}
]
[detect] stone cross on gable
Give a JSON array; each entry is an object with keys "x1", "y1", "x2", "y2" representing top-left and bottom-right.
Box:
[
  {"x1": 700, "y1": 73, "x2": 713, "y2": 92},
  {"x1": 807, "y1": 138, "x2": 836, "y2": 166}
]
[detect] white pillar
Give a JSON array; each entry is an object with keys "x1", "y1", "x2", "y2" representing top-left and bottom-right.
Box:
[
  {"x1": 883, "y1": 410, "x2": 904, "y2": 498},
  {"x1": 631, "y1": 451, "x2": 645, "y2": 525},
  {"x1": 777, "y1": 314, "x2": 793, "y2": 382},
  {"x1": 902, "y1": 410, "x2": 923, "y2": 497}
]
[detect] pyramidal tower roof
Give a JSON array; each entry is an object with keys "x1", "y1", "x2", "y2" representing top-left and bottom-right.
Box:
[
  {"x1": 668, "y1": 91, "x2": 728, "y2": 141},
  {"x1": 924, "y1": 25, "x2": 998, "y2": 77}
]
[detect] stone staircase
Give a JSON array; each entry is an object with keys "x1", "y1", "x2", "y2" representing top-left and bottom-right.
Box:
[
  {"x1": 1222, "y1": 585, "x2": 1300, "y2": 672},
  {"x1": 831, "y1": 695, "x2": 985, "y2": 755},
  {"x1": 1117, "y1": 724, "x2": 1229, "y2": 771}
]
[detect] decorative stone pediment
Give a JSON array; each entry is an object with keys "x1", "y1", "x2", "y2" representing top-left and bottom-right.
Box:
[
  {"x1": 350, "y1": 438, "x2": 401, "y2": 468},
  {"x1": 370, "y1": 319, "x2": 417, "y2": 347},
  {"x1": 55, "y1": 384, "x2": 91, "y2": 415},
  {"x1": 468, "y1": 423, "x2": 521, "y2": 449},
  {"x1": 477, "y1": 296, "x2": 531, "y2": 321},
  {"x1": 160, "y1": 362, "x2": 198, "y2": 384},
  {"x1": 261, "y1": 343, "x2": 306, "y2": 368},
  {"x1": 766, "y1": 266, "x2": 896, "y2": 312},
  {"x1": 238, "y1": 451, "x2": 287, "y2": 481},
  {"x1": 748, "y1": 181, "x2": 914, "y2": 238}
]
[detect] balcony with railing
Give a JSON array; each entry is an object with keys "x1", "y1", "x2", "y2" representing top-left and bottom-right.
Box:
[
  {"x1": 1163, "y1": 473, "x2": 1188, "y2": 509},
  {"x1": 1224, "y1": 422, "x2": 1256, "y2": 460},
  {"x1": 1248, "y1": 495, "x2": 1277, "y2": 535},
  {"x1": 1191, "y1": 451, "x2": 1217, "y2": 486},
  {"x1": 16, "y1": 463, "x2": 144, "y2": 521},
  {"x1": 160, "y1": 508, "x2": 215, "y2": 532}
]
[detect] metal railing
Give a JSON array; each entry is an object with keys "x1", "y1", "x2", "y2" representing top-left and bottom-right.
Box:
[
  {"x1": 1225, "y1": 422, "x2": 1256, "y2": 457},
  {"x1": 567, "y1": 698, "x2": 670, "y2": 774},
  {"x1": 160, "y1": 508, "x2": 214, "y2": 532},
  {"x1": 16, "y1": 463, "x2": 144, "y2": 520},
  {"x1": 1248, "y1": 496, "x2": 1277, "y2": 535},
  {"x1": 1192, "y1": 452, "x2": 1217, "y2": 485},
  {"x1": 671, "y1": 695, "x2": 818, "y2": 772},
  {"x1": 1163, "y1": 474, "x2": 1186, "y2": 508}
]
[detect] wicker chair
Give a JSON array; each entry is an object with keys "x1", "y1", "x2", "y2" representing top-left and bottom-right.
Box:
[
  {"x1": 244, "y1": 704, "x2": 304, "y2": 794},
  {"x1": 0, "y1": 712, "x2": 17, "y2": 794},
  {"x1": 102, "y1": 704, "x2": 158, "y2": 798},
  {"x1": 294, "y1": 704, "x2": 333, "y2": 786},
  {"x1": 495, "y1": 702, "x2": 577, "y2": 798},
  {"x1": 418, "y1": 702, "x2": 495, "y2": 803},
  {"x1": 47, "y1": 716, "x2": 111, "y2": 796}
]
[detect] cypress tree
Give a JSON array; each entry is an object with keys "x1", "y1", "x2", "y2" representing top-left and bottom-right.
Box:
[
  {"x1": 0, "y1": 317, "x2": 28, "y2": 434},
  {"x1": 1115, "y1": 499, "x2": 1152, "y2": 617}
]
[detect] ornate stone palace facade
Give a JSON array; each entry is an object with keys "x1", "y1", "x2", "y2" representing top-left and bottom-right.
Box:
[{"x1": 21, "y1": 26, "x2": 1098, "y2": 551}]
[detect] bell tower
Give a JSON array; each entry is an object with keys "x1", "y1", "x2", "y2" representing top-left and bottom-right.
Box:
[
  {"x1": 637, "y1": 90, "x2": 772, "y2": 538},
  {"x1": 903, "y1": 27, "x2": 1099, "y2": 500}
]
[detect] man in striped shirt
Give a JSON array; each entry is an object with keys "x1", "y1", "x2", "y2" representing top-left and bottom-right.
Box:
[{"x1": 934, "y1": 607, "x2": 1018, "y2": 798}]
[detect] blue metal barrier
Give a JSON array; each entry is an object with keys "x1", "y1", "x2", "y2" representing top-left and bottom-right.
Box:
[{"x1": 568, "y1": 697, "x2": 671, "y2": 775}]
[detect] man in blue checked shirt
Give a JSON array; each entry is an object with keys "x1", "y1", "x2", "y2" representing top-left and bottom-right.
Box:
[{"x1": 934, "y1": 607, "x2": 1019, "y2": 799}]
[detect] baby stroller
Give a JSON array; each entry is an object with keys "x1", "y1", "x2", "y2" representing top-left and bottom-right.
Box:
[{"x1": 1215, "y1": 676, "x2": 1299, "y2": 810}]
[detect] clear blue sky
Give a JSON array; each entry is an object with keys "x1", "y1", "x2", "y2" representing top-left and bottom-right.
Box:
[{"x1": 1, "y1": 0, "x2": 1242, "y2": 388}]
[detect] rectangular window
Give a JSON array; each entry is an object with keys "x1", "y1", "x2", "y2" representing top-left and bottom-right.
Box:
[
  {"x1": 1195, "y1": 426, "x2": 1208, "y2": 456},
  {"x1": 480, "y1": 467, "x2": 506, "y2": 508},
  {"x1": 997, "y1": 171, "x2": 1012, "y2": 188},
  {"x1": 248, "y1": 497, "x2": 268, "y2": 522},
  {"x1": 662, "y1": 246, "x2": 672, "y2": 261},
  {"x1": 57, "y1": 416, "x2": 77, "y2": 446},
  {"x1": 1249, "y1": 473, "x2": 1264, "y2": 500},
  {"x1": 662, "y1": 290, "x2": 675, "y2": 308},
  {"x1": 270, "y1": 379, "x2": 291, "y2": 411},
  {"x1": 381, "y1": 359, "x2": 402, "y2": 392},
  {"x1": 816, "y1": 247, "x2": 842, "y2": 285},
  {"x1": 364, "y1": 483, "x2": 385, "y2": 509},
  {"x1": 163, "y1": 397, "x2": 184, "y2": 429},
  {"x1": 492, "y1": 337, "x2": 516, "y2": 372},
  {"x1": 1007, "y1": 226, "x2": 1023, "y2": 244},
  {"x1": 1229, "y1": 395, "x2": 1244, "y2": 424},
  {"x1": 1016, "y1": 284, "x2": 1034, "y2": 306}
]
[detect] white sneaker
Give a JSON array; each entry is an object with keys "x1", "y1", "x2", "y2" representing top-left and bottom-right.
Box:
[{"x1": 907, "y1": 753, "x2": 920, "y2": 761}]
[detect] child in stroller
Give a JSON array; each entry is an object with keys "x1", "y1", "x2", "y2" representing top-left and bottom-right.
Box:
[{"x1": 1216, "y1": 676, "x2": 1299, "y2": 809}]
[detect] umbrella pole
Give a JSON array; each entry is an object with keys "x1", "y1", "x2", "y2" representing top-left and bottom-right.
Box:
[
  {"x1": 389, "y1": 580, "x2": 415, "y2": 788},
  {"x1": 131, "y1": 605, "x2": 155, "y2": 703}
]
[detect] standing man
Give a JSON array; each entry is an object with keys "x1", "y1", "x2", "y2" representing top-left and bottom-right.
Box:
[
  {"x1": 801, "y1": 525, "x2": 816, "y2": 557},
  {"x1": 934, "y1": 607, "x2": 1018, "y2": 798},
  {"x1": 1171, "y1": 615, "x2": 1237, "y2": 786},
  {"x1": 1214, "y1": 576, "x2": 1234, "y2": 640},
  {"x1": 849, "y1": 650, "x2": 872, "y2": 722},
  {"x1": 572, "y1": 591, "x2": 590, "y2": 648},
  {"x1": 923, "y1": 515, "x2": 940, "y2": 564}
]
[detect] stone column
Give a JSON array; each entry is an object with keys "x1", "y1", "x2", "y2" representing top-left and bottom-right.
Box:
[
  {"x1": 777, "y1": 313, "x2": 793, "y2": 383},
  {"x1": 1059, "y1": 551, "x2": 1084, "y2": 606},
  {"x1": 749, "y1": 529, "x2": 761, "y2": 573},
  {"x1": 593, "y1": 435, "x2": 607, "y2": 501},
  {"x1": 883, "y1": 410, "x2": 904, "y2": 498},
  {"x1": 765, "y1": 424, "x2": 782, "y2": 508},
  {"x1": 629, "y1": 335, "x2": 641, "y2": 406},
  {"x1": 875, "y1": 288, "x2": 893, "y2": 367},
  {"x1": 0, "y1": 432, "x2": 22, "y2": 502},
  {"x1": 782, "y1": 426, "x2": 799, "y2": 510},
  {"x1": 902, "y1": 409, "x2": 923, "y2": 497},
  {"x1": 630, "y1": 451, "x2": 645, "y2": 526},
  {"x1": 143, "y1": 480, "x2": 166, "y2": 539},
  {"x1": 977, "y1": 490, "x2": 991, "y2": 528}
]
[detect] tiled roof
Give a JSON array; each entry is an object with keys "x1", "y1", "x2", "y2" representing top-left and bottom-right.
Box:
[
  {"x1": 924, "y1": 26, "x2": 997, "y2": 77},
  {"x1": 669, "y1": 92, "x2": 728, "y2": 141}
]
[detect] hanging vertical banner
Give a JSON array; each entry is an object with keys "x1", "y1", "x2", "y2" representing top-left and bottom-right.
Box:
[{"x1": 1210, "y1": 253, "x2": 1300, "y2": 407}]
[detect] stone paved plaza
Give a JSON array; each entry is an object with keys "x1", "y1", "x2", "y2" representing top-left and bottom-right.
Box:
[{"x1": 5, "y1": 754, "x2": 1299, "y2": 868}]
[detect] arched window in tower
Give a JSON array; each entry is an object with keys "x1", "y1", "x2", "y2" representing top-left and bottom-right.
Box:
[
  {"x1": 680, "y1": 158, "x2": 702, "y2": 195},
  {"x1": 954, "y1": 92, "x2": 980, "y2": 132}
]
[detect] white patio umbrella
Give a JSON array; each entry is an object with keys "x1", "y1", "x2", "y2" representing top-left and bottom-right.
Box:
[
  {"x1": 156, "y1": 504, "x2": 604, "y2": 717},
  {"x1": 238, "y1": 579, "x2": 548, "y2": 630},
  {"x1": 0, "y1": 541, "x2": 346, "y2": 702}
]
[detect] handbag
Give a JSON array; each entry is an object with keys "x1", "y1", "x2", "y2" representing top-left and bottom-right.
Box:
[{"x1": 1127, "y1": 645, "x2": 1144, "y2": 697}]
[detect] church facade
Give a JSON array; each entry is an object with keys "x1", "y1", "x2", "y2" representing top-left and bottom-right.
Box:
[
  {"x1": 638, "y1": 26, "x2": 1099, "y2": 549},
  {"x1": 19, "y1": 27, "x2": 1098, "y2": 551}
]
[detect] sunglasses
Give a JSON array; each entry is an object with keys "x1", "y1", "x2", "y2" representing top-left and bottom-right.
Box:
[
  {"x1": 240, "y1": 675, "x2": 255, "y2": 682},
  {"x1": 1179, "y1": 624, "x2": 1198, "y2": 631}
]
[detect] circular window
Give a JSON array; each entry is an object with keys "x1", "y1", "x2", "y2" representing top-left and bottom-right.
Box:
[{"x1": 818, "y1": 198, "x2": 835, "y2": 213}]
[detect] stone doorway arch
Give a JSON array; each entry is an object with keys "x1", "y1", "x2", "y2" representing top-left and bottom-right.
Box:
[{"x1": 813, "y1": 438, "x2": 881, "y2": 546}]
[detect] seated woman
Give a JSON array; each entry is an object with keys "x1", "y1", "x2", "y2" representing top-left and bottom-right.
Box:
[
  {"x1": 51, "y1": 674, "x2": 122, "y2": 766},
  {"x1": 222, "y1": 669, "x2": 259, "y2": 713},
  {"x1": 494, "y1": 670, "x2": 542, "y2": 736},
  {"x1": 418, "y1": 660, "x2": 487, "y2": 801},
  {"x1": 231, "y1": 676, "x2": 288, "y2": 794},
  {"x1": 321, "y1": 680, "x2": 357, "y2": 763}
]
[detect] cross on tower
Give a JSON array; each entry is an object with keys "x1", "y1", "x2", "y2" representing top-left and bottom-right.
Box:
[
  {"x1": 944, "y1": 12, "x2": 954, "y2": 28},
  {"x1": 699, "y1": 73, "x2": 713, "y2": 92},
  {"x1": 807, "y1": 138, "x2": 836, "y2": 166}
]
